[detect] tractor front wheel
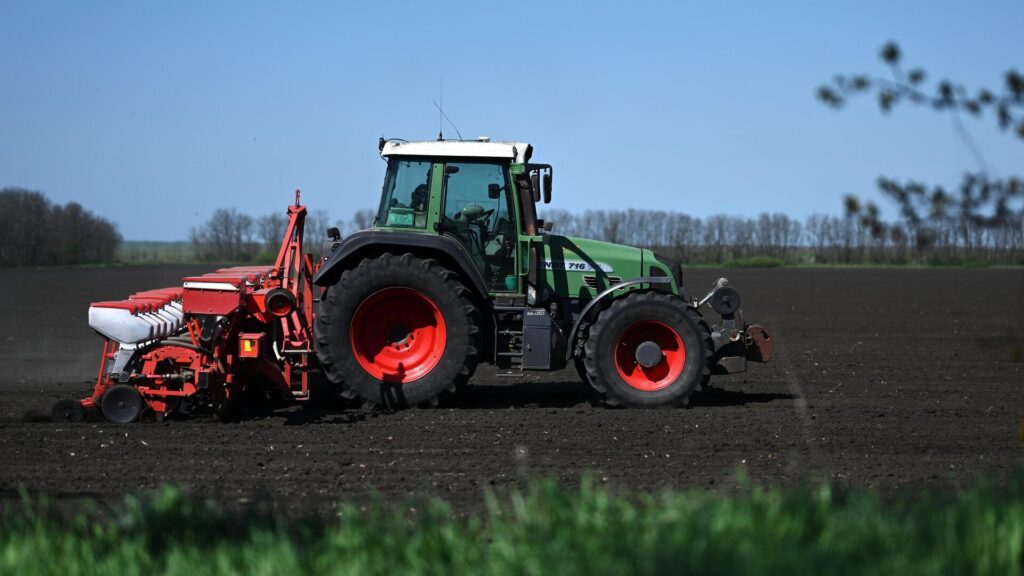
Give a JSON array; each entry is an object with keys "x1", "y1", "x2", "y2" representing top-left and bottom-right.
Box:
[
  {"x1": 583, "y1": 291, "x2": 711, "y2": 407},
  {"x1": 316, "y1": 253, "x2": 480, "y2": 409}
]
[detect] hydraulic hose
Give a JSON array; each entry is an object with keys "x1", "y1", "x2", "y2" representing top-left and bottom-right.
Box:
[{"x1": 157, "y1": 338, "x2": 212, "y2": 356}]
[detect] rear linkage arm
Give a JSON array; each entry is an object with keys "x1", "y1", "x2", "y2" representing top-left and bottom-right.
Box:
[{"x1": 696, "y1": 278, "x2": 773, "y2": 373}]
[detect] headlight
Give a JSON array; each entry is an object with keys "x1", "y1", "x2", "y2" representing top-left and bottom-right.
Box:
[{"x1": 526, "y1": 284, "x2": 537, "y2": 305}]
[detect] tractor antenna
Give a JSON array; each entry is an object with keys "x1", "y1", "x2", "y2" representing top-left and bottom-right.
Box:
[{"x1": 433, "y1": 99, "x2": 463, "y2": 141}]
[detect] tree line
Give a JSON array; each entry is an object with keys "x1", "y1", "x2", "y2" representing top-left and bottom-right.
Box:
[
  {"x1": 0, "y1": 188, "x2": 122, "y2": 266},
  {"x1": 187, "y1": 202, "x2": 1021, "y2": 266},
  {"x1": 188, "y1": 207, "x2": 375, "y2": 262},
  {"x1": 542, "y1": 206, "x2": 1023, "y2": 266},
  {"x1": 3, "y1": 186, "x2": 1018, "y2": 268}
]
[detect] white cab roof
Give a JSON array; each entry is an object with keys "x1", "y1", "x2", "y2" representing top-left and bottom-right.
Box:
[{"x1": 381, "y1": 139, "x2": 532, "y2": 163}]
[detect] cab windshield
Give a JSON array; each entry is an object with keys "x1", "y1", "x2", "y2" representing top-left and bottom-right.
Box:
[{"x1": 378, "y1": 158, "x2": 432, "y2": 228}]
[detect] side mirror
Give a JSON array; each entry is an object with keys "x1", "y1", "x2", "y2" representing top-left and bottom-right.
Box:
[
  {"x1": 326, "y1": 227, "x2": 341, "y2": 242},
  {"x1": 543, "y1": 173, "x2": 552, "y2": 204},
  {"x1": 488, "y1": 183, "x2": 502, "y2": 199},
  {"x1": 530, "y1": 174, "x2": 540, "y2": 202}
]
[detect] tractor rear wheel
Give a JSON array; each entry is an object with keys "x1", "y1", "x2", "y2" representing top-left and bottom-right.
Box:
[
  {"x1": 583, "y1": 291, "x2": 712, "y2": 407},
  {"x1": 316, "y1": 253, "x2": 480, "y2": 409}
]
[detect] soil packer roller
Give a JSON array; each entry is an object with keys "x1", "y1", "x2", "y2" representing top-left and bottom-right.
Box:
[{"x1": 53, "y1": 139, "x2": 772, "y2": 423}]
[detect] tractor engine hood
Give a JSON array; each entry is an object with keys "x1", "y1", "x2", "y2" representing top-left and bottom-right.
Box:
[{"x1": 541, "y1": 235, "x2": 649, "y2": 300}]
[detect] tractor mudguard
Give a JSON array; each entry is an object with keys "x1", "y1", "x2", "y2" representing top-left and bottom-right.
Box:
[
  {"x1": 312, "y1": 230, "x2": 490, "y2": 298},
  {"x1": 564, "y1": 276, "x2": 673, "y2": 361}
]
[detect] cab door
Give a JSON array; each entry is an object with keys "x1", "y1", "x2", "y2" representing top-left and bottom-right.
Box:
[{"x1": 440, "y1": 161, "x2": 518, "y2": 292}]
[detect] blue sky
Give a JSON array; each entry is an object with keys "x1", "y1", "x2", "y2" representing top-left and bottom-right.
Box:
[{"x1": 1, "y1": 1, "x2": 1021, "y2": 241}]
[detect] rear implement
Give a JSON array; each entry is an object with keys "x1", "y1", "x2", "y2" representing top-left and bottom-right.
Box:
[{"x1": 54, "y1": 192, "x2": 316, "y2": 423}]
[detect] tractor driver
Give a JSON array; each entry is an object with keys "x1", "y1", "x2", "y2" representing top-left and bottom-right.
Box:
[{"x1": 411, "y1": 183, "x2": 428, "y2": 212}]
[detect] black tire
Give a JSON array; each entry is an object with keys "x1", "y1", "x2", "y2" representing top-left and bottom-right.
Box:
[
  {"x1": 315, "y1": 252, "x2": 480, "y2": 409},
  {"x1": 583, "y1": 291, "x2": 712, "y2": 408}
]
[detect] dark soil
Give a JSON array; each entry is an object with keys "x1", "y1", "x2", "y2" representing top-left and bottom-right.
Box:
[{"x1": 1, "y1": 265, "x2": 1022, "y2": 515}]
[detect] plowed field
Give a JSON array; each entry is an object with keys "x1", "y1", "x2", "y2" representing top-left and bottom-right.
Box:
[{"x1": 1, "y1": 266, "x2": 1021, "y2": 514}]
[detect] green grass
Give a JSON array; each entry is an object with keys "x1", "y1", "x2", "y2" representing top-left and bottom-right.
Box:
[
  {"x1": 117, "y1": 241, "x2": 196, "y2": 264},
  {"x1": 723, "y1": 255, "x2": 787, "y2": 268},
  {"x1": 2, "y1": 476, "x2": 1023, "y2": 575}
]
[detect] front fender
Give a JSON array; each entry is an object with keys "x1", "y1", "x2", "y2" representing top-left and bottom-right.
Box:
[{"x1": 564, "y1": 277, "x2": 673, "y2": 361}]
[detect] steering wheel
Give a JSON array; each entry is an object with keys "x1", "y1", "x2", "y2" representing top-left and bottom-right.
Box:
[
  {"x1": 460, "y1": 204, "x2": 494, "y2": 226},
  {"x1": 478, "y1": 208, "x2": 495, "y2": 228}
]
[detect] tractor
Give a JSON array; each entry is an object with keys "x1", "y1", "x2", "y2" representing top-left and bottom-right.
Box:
[{"x1": 53, "y1": 138, "x2": 771, "y2": 423}]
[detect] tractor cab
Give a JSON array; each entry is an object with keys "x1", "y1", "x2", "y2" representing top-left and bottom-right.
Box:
[{"x1": 376, "y1": 138, "x2": 551, "y2": 294}]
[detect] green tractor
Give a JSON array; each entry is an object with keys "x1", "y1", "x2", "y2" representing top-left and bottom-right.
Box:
[{"x1": 313, "y1": 138, "x2": 772, "y2": 408}]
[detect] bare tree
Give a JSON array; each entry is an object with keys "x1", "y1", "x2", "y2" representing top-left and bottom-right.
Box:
[
  {"x1": 304, "y1": 209, "x2": 332, "y2": 242},
  {"x1": 190, "y1": 208, "x2": 255, "y2": 262},
  {"x1": 819, "y1": 42, "x2": 1024, "y2": 263},
  {"x1": 348, "y1": 209, "x2": 377, "y2": 235},
  {"x1": 257, "y1": 212, "x2": 287, "y2": 253}
]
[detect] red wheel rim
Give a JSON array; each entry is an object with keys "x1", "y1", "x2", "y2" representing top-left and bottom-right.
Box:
[
  {"x1": 350, "y1": 287, "x2": 447, "y2": 383},
  {"x1": 614, "y1": 320, "x2": 686, "y2": 391}
]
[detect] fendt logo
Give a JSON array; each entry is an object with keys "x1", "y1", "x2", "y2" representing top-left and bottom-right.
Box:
[{"x1": 542, "y1": 260, "x2": 614, "y2": 273}]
